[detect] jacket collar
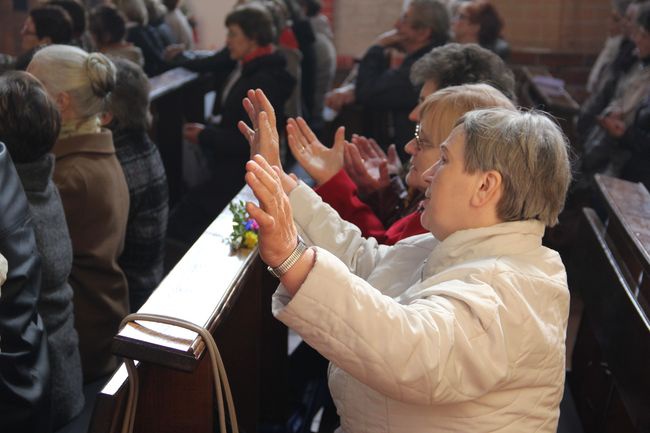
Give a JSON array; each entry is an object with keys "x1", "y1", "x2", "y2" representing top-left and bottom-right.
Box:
[
  {"x1": 14, "y1": 153, "x2": 55, "y2": 193},
  {"x1": 422, "y1": 220, "x2": 546, "y2": 280},
  {"x1": 52, "y1": 128, "x2": 116, "y2": 160}
]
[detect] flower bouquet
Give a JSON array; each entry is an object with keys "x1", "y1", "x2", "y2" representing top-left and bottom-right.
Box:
[{"x1": 229, "y1": 200, "x2": 259, "y2": 251}]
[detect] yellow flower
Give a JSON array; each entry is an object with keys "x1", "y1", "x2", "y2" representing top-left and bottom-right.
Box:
[{"x1": 243, "y1": 231, "x2": 258, "y2": 249}]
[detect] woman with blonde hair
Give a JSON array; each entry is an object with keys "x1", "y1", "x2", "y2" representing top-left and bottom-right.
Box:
[
  {"x1": 27, "y1": 45, "x2": 130, "y2": 382},
  {"x1": 241, "y1": 88, "x2": 572, "y2": 431},
  {"x1": 287, "y1": 83, "x2": 515, "y2": 244}
]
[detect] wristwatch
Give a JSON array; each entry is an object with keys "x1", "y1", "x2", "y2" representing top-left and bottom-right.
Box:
[{"x1": 267, "y1": 238, "x2": 308, "y2": 278}]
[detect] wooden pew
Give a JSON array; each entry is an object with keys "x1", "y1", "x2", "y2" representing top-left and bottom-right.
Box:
[
  {"x1": 518, "y1": 65, "x2": 580, "y2": 116},
  {"x1": 568, "y1": 176, "x2": 650, "y2": 432},
  {"x1": 515, "y1": 65, "x2": 579, "y2": 144},
  {"x1": 593, "y1": 174, "x2": 650, "y2": 314},
  {"x1": 149, "y1": 67, "x2": 212, "y2": 205},
  {"x1": 87, "y1": 186, "x2": 288, "y2": 433}
]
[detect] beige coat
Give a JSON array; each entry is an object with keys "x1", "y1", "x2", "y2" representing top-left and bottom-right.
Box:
[
  {"x1": 273, "y1": 183, "x2": 569, "y2": 433},
  {"x1": 52, "y1": 130, "x2": 130, "y2": 381}
]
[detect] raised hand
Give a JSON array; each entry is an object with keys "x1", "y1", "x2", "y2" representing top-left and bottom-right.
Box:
[
  {"x1": 238, "y1": 88, "x2": 282, "y2": 167},
  {"x1": 245, "y1": 154, "x2": 297, "y2": 267},
  {"x1": 245, "y1": 155, "x2": 313, "y2": 294},
  {"x1": 287, "y1": 117, "x2": 346, "y2": 185},
  {"x1": 344, "y1": 135, "x2": 402, "y2": 195}
]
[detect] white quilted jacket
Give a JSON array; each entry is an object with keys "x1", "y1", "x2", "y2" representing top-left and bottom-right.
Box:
[{"x1": 273, "y1": 183, "x2": 569, "y2": 433}]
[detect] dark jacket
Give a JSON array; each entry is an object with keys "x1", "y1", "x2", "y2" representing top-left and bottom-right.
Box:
[
  {"x1": 355, "y1": 42, "x2": 443, "y2": 157},
  {"x1": 197, "y1": 50, "x2": 295, "y2": 199},
  {"x1": 15, "y1": 154, "x2": 84, "y2": 428},
  {"x1": 127, "y1": 24, "x2": 171, "y2": 77},
  {"x1": 621, "y1": 93, "x2": 650, "y2": 189},
  {"x1": 0, "y1": 142, "x2": 51, "y2": 433},
  {"x1": 168, "y1": 49, "x2": 295, "y2": 244},
  {"x1": 113, "y1": 129, "x2": 169, "y2": 311}
]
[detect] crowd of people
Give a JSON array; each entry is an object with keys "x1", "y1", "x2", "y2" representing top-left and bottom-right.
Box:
[
  {"x1": 577, "y1": 0, "x2": 650, "y2": 193},
  {"x1": 0, "y1": 0, "x2": 644, "y2": 432}
]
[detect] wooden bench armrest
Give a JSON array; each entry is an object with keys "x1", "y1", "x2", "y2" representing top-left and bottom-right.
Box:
[{"x1": 112, "y1": 186, "x2": 258, "y2": 371}]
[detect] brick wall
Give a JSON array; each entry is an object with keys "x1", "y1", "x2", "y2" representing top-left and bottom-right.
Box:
[
  {"x1": 332, "y1": 0, "x2": 406, "y2": 58},
  {"x1": 493, "y1": 0, "x2": 612, "y2": 53}
]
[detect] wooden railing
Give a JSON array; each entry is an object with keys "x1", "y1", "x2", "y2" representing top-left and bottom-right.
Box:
[
  {"x1": 88, "y1": 186, "x2": 288, "y2": 433},
  {"x1": 568, "y1": 175, "x2": 650, "y2": 433}
]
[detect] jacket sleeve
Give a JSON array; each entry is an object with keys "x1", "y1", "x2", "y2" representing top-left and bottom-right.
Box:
[
  {"x1": 0, "y1": 145, "x2": 51, "y2": 433},
  {"x1": 272, "y1": 247, "x2": 509, "y2": 406},
  {"x1": 355, "y1": 45, "x2": 419, "y2": 110},
  {"x1": 183, "y1": 46, "x2": 236, "y2": 84},
  {"x1": 289, "y1": 181, "x2": 392, "y2": 279},
  {"x1": 315, "y1": 169, "x2": 390, "y2": 242},
  {"x1": 620, "y1": 94, "x2": 650, "y2": 155}
]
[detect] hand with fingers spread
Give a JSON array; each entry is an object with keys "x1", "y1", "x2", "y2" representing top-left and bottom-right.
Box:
[
  {"x1": 238, "y1": 88, "x2": 282, "y2": 167},
  {"x1": 244, "y1": 155, "x2": 313, "y2": 294},
  {"x1": 344, "y1": 136, "x2": 402, "y2": 195},
  {"x1": 287, "y1": 117, "x2": 346, "y2": 185}
]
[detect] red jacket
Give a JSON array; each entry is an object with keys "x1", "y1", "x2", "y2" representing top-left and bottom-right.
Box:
[{"x1": 315, "y1": 169, "x2": 427, "y2": 245}]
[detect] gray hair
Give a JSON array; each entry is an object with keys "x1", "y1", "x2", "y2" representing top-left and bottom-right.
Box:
[
  {"x1": 612, "y1": 0, "x2": 634, "y2": 15},
  {"x1": 409, "y1": 0, "x2": 450, "y2": 44},
  {"x1": 114, "y1": 0, "x2": 149, "y2": 25},
  {"x1": 411, "y1": 43, "x2": 515, "y2": 100},
  {"x1": 28, "y1": 44, "x2": 116, "y2": 121},
  {"x1": 106, "y1": 57, "x2": 151, "y2": 131},
  {"x1": 459, "y1": 108, "x2": 572, "y2": 227}
]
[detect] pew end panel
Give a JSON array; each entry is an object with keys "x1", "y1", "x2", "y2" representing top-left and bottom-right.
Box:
[
  {"x1": 86, "y1": 186, "x2": 288, "y2": 433},
  {"x1": 594, "y1": 174, "x2": 650, "y2": 315},
  {"x1": 569, "y1": 206, "x2": 650, "y2": 432}
]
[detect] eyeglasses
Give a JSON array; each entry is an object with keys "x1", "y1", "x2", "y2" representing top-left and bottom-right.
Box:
[{"x1": 414, "y1": 123, "x2": 426, "y2": 150}]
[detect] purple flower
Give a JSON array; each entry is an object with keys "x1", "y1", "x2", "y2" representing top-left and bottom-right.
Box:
[{"x1": 245, "y1": 219, "x2": 259, "y2": 231}]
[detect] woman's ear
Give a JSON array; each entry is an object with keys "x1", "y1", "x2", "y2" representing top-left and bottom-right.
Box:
[
  {"x1": 99, "y1": 111, "x2": 113, "y2": 126},
  {"x1": 55, "y1": 91, "x2": 71, "y2": 114},
  {"x1": 54, "y1": 92, "x2": 73, "y2": 121},
  {"x1": 471, "y1": 170, "x2": 502, "y2": 208}
]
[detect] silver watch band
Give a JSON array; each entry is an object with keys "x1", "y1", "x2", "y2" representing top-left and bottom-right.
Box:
[{"x1": 267, "y1": 239, "x2": 308, "y2": 278}]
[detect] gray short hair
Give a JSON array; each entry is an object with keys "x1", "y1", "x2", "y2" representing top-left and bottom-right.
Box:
[
  {"x1": 106, "y1": 57, "x2": 151, "y2": 131},
  {"x1": 409, "y1": 0, "x2": 450, "y2": 44},
  {"x1": 411, "y1": 43, "x2": 515, "y2": 100},
  {"x1": 459, "y1": 108, "x2": 572, "y2": 227},
  {"x1": 28, "y1": 44, "x2": 116, "y2": 121},
  {"x1": 115, "y1": 0, "x2": 149, "y2": 25},
  {"x1": 612, "y1": 0, "x2": 634, "y2": 15}
]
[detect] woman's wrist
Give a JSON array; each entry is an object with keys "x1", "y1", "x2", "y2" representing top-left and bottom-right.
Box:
[{"x1": 279, "y1": 247, "x2": 316, "y2": 296}]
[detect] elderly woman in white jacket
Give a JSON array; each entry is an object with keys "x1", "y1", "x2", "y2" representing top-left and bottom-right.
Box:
[{"x1": 240, "y1": 89, "x2": 572, "y2": 432}]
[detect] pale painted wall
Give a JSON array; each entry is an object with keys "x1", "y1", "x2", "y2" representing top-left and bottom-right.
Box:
[
  {"x1": 332, "y1": 0, "x2": 406, "y2": 58},
  {"x1": 186, "y1": 0, "x2": 237, "y2": 50}
]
